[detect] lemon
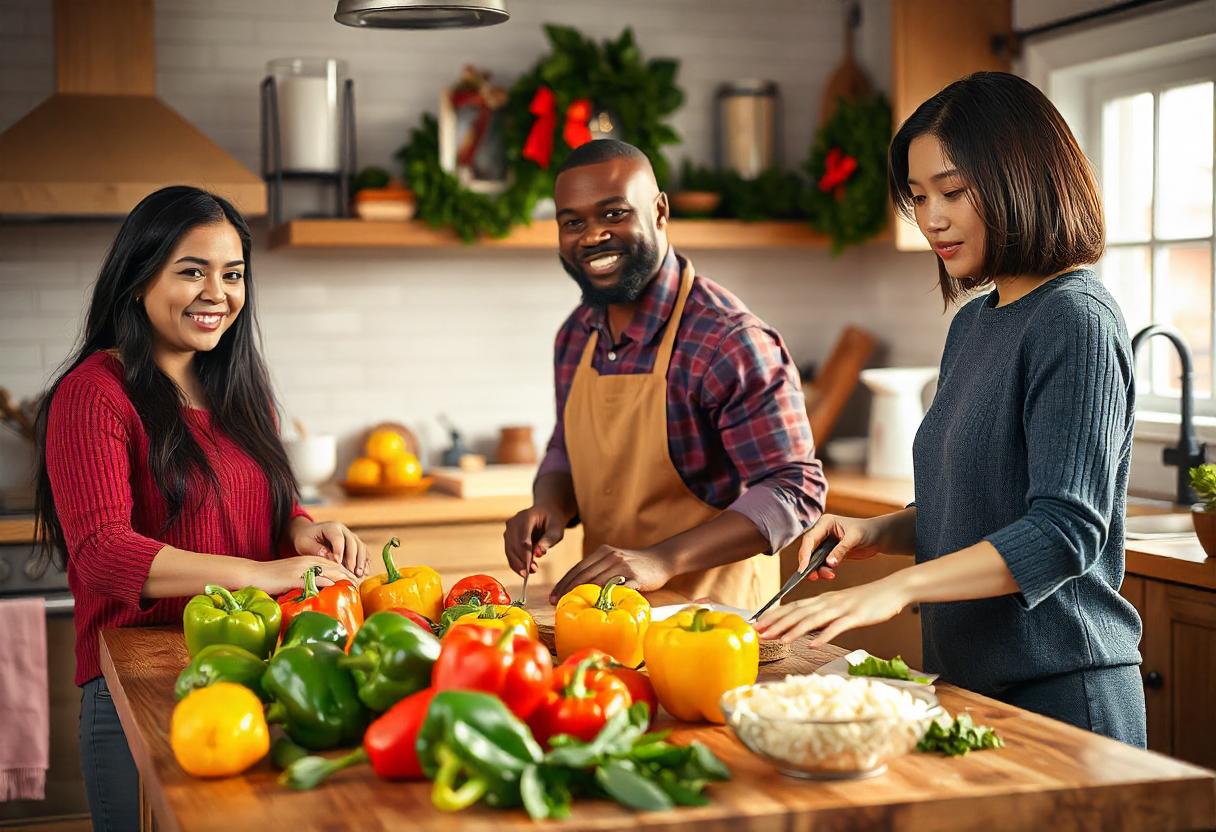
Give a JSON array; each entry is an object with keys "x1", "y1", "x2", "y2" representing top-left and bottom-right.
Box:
[
  {"x1": 383, "y1": 453, "x2": 423, "y2": 486},
  {"x1": 346, "y1": 456, "x2": 382, "y2": 486}
]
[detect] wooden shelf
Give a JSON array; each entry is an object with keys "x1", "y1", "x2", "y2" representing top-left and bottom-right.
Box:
[{"x1": 267, "y1": 218, "x2": 862, "y2": 251}]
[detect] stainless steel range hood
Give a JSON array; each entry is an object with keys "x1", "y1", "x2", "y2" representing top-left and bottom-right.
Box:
[{"x1": 0, "y1": 0, "x2": 266, "y2": 218}]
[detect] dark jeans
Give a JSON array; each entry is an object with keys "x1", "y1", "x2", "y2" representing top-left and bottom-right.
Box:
[
  {"x1": 79, "y1": 676, "x2": 139, "y2": 832},
  {"x1": 1000, "y1": 664, "x2": 1148, "y2": 748}
]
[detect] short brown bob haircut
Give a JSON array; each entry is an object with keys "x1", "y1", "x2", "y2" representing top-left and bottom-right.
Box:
[{"x1": 889, "y1": 72, "x2": 1105, "y2": 305}]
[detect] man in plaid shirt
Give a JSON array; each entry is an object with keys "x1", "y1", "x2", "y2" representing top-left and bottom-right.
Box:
[{"x1": 504, "y1": 139, "x2": 827, "y2": 609}]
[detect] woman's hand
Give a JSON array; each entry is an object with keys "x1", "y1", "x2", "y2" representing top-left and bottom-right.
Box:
[
  {"x1": 290, "y1": 519, "x2": 368, "y2": 578},
  {"x1": 797, "y1": 514, "x2": 888, "y2": 581},
  {"x1": 756, "y1": 575, "x2": 910, "y2": 647},
  {"x1": 245, "y1": 556, "x2": 358, "y2": 596}
]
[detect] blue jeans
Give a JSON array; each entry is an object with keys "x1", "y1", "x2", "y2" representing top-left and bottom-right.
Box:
[{"x1": 79, "y1": 676, "x2": 139, "y2": 832}]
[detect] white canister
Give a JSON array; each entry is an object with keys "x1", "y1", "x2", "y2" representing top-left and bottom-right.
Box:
[
  {"x1": 268, "y1": 58, "x2": 347, "y2": 173},
  {"x1": 859, "y1": 367, "x2": 938, "y2": 480}
]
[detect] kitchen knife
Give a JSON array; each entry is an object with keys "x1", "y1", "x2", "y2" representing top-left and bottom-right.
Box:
[{"x1": 748, "y1": 533, "x2": 840, "y2": 623}]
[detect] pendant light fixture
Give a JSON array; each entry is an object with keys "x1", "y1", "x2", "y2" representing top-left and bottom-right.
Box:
[{"x1": 334, "y1": 0, "x2": 508, "y2": 29}]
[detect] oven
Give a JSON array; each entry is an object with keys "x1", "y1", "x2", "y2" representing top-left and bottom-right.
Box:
[{"x1": 0, "y1": 540, "x2": 90, "y2": 829}]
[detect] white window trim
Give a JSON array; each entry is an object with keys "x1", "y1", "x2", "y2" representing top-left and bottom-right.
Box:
[{"x1": 1020, "y1": 1, "x2": 1216, "y2": 440}]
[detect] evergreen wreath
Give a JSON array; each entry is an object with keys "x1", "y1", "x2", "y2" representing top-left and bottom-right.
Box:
[
  {"x1": 395, "y1": 25, "x2": 683, "y2": 242},
  {"x1": 802, "y1": 93, "x2": 892, "y2": 254}
]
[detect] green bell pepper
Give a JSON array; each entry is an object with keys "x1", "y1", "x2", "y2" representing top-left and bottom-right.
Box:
[
  {"x1": 338, "y1": 610, "x2": 440, "y2": 712},
  {"x1": 418, "y1": 690, "x2": 543, "y2": 811},
  {"x1": 263, "y1": 642, "x2": 369, "y2": 750},
  {"x1": 174, "y1": 643, "x2": 269, "y2": 702},
  {"x1": 183, "y1": 584, "x2": 281, "y2": 659},
  {"x1": 280, "y1": 610, "x2": 348, "y2": 651}
]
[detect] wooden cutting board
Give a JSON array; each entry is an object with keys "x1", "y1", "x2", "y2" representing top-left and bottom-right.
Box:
[{"x1": 430, "y1": 464, "x2": 538, "y2": 498}]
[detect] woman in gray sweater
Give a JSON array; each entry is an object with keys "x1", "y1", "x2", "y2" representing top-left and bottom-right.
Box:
[{"x1": 759, "y1": 72, "x2": 1146, "y2": 746}]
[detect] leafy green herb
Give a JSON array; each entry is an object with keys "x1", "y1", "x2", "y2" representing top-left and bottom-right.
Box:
[
  {"x1": 848, "y1": 654, "x2": 931, "y2": 684},
  {"x1": 917, "y1": 713, "x2": 1004, "y2": 756},
  {"x1": 1190, "y1": 464, "x2": 1216, "y2": 511},
  {"x1": 522, "y1": 702, "x2": 731, "y2": 820}
]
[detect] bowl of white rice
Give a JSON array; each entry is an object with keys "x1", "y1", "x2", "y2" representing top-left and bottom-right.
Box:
[{"x1": 719, "y1": 673, "x2": 942, "y2": 779}]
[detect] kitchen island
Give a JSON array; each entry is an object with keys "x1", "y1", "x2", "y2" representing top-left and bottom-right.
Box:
[{"x1": 100, "y1": 624, "x2": 1216, "y2": 832}]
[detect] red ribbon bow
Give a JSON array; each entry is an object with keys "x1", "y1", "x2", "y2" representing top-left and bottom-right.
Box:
[
  {"x1": 522, "y1": 86, "x2": 594, "y2": 169},
  {"x1": 818, "y1": 147, "x2": 858, "y2": 197}
]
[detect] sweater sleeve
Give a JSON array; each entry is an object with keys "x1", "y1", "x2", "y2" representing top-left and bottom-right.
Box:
[
  {"x1": 46, "y1": 375, "x2": 167, "y2": 610},
  {"x1": 984, "y1": 298, "x2": 1131, "y2": 609}
]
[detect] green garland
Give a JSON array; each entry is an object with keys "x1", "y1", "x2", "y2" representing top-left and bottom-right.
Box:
[
  {"x1": 395, "y1": 25, "x2": 683, "y2": 242},
  {"x1": 802, "y1": 94, "x2": 892, "y2": 254}
]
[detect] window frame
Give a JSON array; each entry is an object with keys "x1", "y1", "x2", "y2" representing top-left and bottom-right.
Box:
[{"x1": 1088, "y1": 56, "x2": 1216, "y2": 415}]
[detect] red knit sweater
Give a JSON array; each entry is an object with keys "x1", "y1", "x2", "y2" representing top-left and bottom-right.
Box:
[{"x1": 46, "y1": 352, "x2": 307, "y2": 685}]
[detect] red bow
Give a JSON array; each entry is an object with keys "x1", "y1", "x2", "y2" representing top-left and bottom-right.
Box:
[
  {"x1": 522, "y1": 86, "x2": 594, "y2": 169},
  {"x1": 818, "y1": 147, "x2": 858, "y2": 197}
]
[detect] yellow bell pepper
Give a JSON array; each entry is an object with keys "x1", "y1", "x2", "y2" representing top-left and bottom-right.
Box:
[
  {"x1": 170, "y1": 682, "x2": 270, "y2": 778},
  {"x1": 555, "y1": 576, "x2": 650, "y2": 668},
  {"x1": 451, "y1": 604, "x2": 538, "y2": 641},
  {"x1": 643, "y1": 606, "x2": 758, "y2": 723},
  {"x1": 359, "y1": 537, "x2": 444, "y2": 621}
]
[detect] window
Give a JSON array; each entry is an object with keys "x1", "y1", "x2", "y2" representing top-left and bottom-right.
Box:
[{"x1": 1092, "y1": 58, "x2": 1216, "y2": 412}]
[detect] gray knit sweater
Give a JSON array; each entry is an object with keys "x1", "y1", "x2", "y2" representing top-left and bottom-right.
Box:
[{"x1": 911, "y1": 269, "x2": 1143, "y2": 695}]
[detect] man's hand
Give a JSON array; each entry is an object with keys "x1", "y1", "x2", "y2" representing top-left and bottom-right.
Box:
[
  {"x1": 548, "y1": 544, "x2": 673, "y2": 604},
  {"x1": 504, "y1": 503, "x2": 568, "y2": 577}
]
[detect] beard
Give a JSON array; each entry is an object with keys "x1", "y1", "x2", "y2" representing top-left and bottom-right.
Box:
[{"x1": 559, "y1": 236, "x2": 661, "y2": 307}]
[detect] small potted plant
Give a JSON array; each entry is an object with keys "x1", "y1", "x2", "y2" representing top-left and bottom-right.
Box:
[{"x1": 1189, "y1": 464, "x2": 1216, "y2": 558}]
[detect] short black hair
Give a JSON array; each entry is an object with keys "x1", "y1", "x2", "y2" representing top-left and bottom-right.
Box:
[
  {"x1": 889, "y1": 71, "x2": 1104, "y2": 305},
  {"x1": 557, "y1": 139, "x2": 653, "y2": 176}
]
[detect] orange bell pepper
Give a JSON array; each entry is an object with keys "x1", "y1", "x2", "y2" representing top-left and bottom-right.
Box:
[
  {"x1": 359, "y1": 537, "x2": 444, "y2": 621},
  {"x1": 643, "y1": 606, "x2": 758, "y2": 723},
  {"x1": 277, "y1": 566, "x2": 364, "y2": 650},
  {"x1": 555, "y1": 576, "x2": 650, "y2": 668},
  {"x1": 450, "y1": 604, "x2": 538, "y2": 641}
]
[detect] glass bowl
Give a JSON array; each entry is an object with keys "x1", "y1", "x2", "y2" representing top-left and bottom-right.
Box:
[{"x1": 719, "y1": 676, "x2": 943, "y2": 780}]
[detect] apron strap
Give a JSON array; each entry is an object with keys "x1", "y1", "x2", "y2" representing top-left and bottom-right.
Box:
[{"x1": 653, "y1": 257, "x2": 695, "y2": 378}]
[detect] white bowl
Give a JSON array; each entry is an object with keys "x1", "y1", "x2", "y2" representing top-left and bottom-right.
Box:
[
  {"x1": 285, "y1": 435, "x2": 337, "y2": 501},
  {"x1": 720, "y1": 676, "x2": 941, "y2": 780}
]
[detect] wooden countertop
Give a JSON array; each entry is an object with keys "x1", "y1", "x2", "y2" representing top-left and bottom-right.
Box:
[
  {"x1": 100, "y1": 624, "x2": 1216, "y2": 832},
  {"x1": 825, "y1": 469, "x2": 1216, "y2": 592}
]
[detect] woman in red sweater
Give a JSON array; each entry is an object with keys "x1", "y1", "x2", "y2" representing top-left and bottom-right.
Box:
[{"x1": 33, "y1": 186, "x2": 367, "y2": 831}]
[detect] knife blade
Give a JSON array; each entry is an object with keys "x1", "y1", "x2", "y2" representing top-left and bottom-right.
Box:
[{"x1": 748, "y1": 533, "x2": 840, "y2": 623}]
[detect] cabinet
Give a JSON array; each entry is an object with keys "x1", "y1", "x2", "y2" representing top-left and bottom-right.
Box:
[
  {"x1": 890, "y1": 0, "x2": 1012, "y2": 250},
  {"x1": 1137, "y1": 578, "x2": 1216, "y2": 768}
]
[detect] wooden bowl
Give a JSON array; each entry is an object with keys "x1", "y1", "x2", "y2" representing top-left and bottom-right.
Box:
[
  {"x1": 339, "y1": 476, "x2": 434, "y2": 498},
  {"x1": 1193, "y1": 507, "x2": 1216, "y2": 558},
  {"x1": 671, "y1": 190, "x2": 722, "y2": 217}
]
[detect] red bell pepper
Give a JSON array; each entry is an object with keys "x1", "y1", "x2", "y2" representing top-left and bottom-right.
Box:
[
  {"x1": 561, "y1": 648, "x2": 658, "y2": 728},
  {"x1": 389, "y1": 607, "x2": 436, "y2": 635},
  {"x1": 528, "y1": 656, "x2": 631, "y2": 747},
  {"x1": 443, "y1": 574, "x2": 511, "y2": 609},
  {"x1": 280, "y1": 686, "x2": 437, "y2": 789},
  {"x1": 277, "y1": 565, "x2": 364, "y2": 649},
  {"x1": 432, "y1": 624, "x2": 552, "y2": 720}
]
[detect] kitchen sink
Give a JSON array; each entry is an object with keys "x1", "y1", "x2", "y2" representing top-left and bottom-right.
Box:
[{"x1": 1125, "y1": 512, "x2": 1196, "y2": 539}]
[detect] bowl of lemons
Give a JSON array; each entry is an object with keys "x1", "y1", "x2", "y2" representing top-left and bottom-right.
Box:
[{"x1": 340, "y1": 422, "x2": 432, "y2": 497}]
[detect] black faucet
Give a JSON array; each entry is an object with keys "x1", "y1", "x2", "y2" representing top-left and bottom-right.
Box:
[{"x1": 1130, "y1": 325, "x2": 1207, "y2": 504}]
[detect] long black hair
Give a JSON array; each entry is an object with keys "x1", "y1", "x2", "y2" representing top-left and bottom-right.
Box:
[{"x1": 34, "y1": 185, "x2": 297, "y2": 566}]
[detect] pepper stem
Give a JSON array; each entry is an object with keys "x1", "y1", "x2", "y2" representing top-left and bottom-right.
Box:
[
  {"x1": 594, "y1": 576, "x2": 626, "y2": 612},
  {"x1": 684, "y1": 607, "x2": 714, "y2": 633},
  {"x1": 477, "y1": 605, "x2": 501, "y2": 620},
  {"x1": 337, "y1": 653, "x2": 378, "y2": 673},
  {"x1": 495, "y1": 627, "x2": 516, "y2": 652},
  {"x1": 292, "y1": 565, "x2": 322, "y2": 603},
  {"x1": 264, "y1": 701, "x2": 287, "y2": 725},
  {"x1": 562, "y1": 657, "x2": 597, "y2": 699},
  {"x1": 203, "y1": 584, "x2": 242, "y2": 613},
  {"x1": 432, "y1": 744, "x2": 488, "y2": 812},
  {"x1": 381, "y1": 537, "x2": 402, "y2": 584},
  {"x1": 280, "y1": 747, "x2": 368, "y2": 791}
]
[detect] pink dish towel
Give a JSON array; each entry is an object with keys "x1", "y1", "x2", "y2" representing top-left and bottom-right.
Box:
[{"x1": 0, "y1": 596, "x2": 49, "y2": 802}]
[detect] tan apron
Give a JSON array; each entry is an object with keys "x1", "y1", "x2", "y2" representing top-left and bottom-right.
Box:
[{"x1": 564, "y1": 258, "x2": 780, "y2": 610}]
